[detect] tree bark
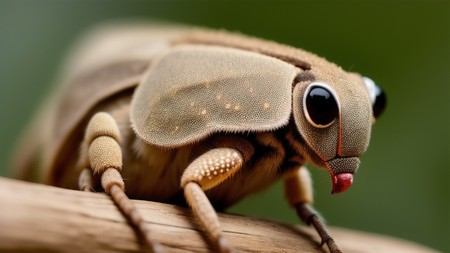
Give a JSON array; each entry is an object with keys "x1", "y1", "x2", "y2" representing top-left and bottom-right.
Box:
[{"x1": 0, "y1": 177, "x2": 438, "y2": 253}]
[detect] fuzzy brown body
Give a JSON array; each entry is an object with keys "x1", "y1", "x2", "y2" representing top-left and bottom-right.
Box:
[
  {"x1": 47, "y1": 90, "x2": 311, "y2": 209},
  {"x1": 12, "y1": 23, "x2": 382, "y2": 253},
  {"x1": 15, "y1": 24, "x2": 330, "y2": 204}
]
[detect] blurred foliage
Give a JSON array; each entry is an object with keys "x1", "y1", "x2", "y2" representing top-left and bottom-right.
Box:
[{"x1": 0, "y1": 1, "x2": 448, "y2": 252}]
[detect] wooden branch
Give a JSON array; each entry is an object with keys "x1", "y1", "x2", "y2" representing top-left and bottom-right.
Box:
[{"x1": 0, "y1": 177, "x2": 437, "y2": 253}]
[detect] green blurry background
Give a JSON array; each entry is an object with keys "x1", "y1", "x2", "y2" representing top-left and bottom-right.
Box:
[{"x1": 0, "y1": 1, "x2": 448, "y2": 252}]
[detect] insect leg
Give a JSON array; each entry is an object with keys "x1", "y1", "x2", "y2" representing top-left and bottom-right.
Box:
[
  {"x1": 284, "y1": 166, "x2": 342, "y2": 253},
  {"x1": 82, "y1": 112, "x2": 163, "y2": 253},
  {"x1": 181, "y1": 148, "x2": 243, "y2": 253},
  {"x1": 76, "y1": 135, "x2": 95, "y2": 192},
  {"x1": 78, "y1": 168, "x2": 94, "y2": 192}
]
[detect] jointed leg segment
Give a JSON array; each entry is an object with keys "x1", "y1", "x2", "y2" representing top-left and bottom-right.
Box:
[
  {"x1": 184, "y1": 182, "x2": 227, "y2": 250},
  {"x1": 78, "y1": 168, "x2": 93, "y2": 192},
  {"x1": 284, "y1": 166, "x2": 342, "y2": 253},
  {"x1": 295, "y1": 202, "x2": 341, "y2": 252},
  {"x1": 181, "y1": 148, "x2": 243, "y2": 253},
  {"x1": 77, "y1": 112, "x2": 162, "y2": 253}
]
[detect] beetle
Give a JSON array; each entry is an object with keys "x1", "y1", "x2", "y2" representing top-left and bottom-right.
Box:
[{"x1": 11, "y1": 23, "x2": 386, "y2": 253}]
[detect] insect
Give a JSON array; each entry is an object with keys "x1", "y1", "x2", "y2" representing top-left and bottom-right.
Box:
[{"x1": 11, "y1": 23, "x2": 386, "y2": 253}]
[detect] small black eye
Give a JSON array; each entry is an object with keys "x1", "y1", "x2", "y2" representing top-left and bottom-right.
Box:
[
  {"x1": 373, "y1": 86, "x2": 386, "y2": 118},
  {"x1": 304, "y1": 84, "x2": 339, "y2": 128},
  {"x1": 363, "y1": 77, "x2": 386, "y2": 118}
]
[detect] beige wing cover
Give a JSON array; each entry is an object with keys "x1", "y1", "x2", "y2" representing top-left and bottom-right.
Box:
[{"x1": 131, "y1": 45, "x2": 300, "y2": 147}]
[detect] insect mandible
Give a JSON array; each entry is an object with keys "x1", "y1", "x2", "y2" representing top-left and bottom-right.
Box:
[{"x1": 11, "y1": 23, "x2": 386, "y2": 253}]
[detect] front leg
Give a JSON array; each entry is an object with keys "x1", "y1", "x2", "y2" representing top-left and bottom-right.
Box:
[
  {"x1": 77, "y1": 112, "x2": 163, "y2": 253},
  {"x1": 181, "y1": 148, "x2": 244, "y2": 253},
  {"x1": 284, "y1": 166, "x2": 342, "y2": 253}
]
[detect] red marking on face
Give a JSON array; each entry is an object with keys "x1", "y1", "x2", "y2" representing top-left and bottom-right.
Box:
[{"x1": 332, "y1": 173, "x2": 353, "y2": 194}]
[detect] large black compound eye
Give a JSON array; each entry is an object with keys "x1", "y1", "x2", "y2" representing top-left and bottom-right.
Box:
[
  {"x1": 363, "y1": 77, "x2": 386, "y2": 118},
  {"x1": 304, "y1": 82, "x2": 340, "y2": 128}
]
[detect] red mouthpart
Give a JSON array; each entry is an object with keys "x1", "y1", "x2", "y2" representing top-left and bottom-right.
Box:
[{"x1": 332, "y1": 173, "x2": 353, "y2": 194}]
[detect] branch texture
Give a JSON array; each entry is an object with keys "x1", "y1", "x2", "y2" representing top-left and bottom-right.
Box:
[{"x1": 0, "y1": 177, "x2": 438, "y2": 253}]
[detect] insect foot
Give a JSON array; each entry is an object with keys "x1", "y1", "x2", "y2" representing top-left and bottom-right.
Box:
[
  {"x1": 296, "y1": 203, "x2": 342, "y2": 253},
  {"x1": 181, "y1": 148, "x2": 243, "y2": 253},
  {"x1": 284, "y1": 168, "x2": 342, "y2": 253},
  {"x1": 80, "y1": 112, "x2": 164, "y2": 253}
]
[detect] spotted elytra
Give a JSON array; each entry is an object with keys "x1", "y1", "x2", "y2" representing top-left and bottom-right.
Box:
[{"x1": 11, "y1": 23, "x2": 386, "y2": 253}]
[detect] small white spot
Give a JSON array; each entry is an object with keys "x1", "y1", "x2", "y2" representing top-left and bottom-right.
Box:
[
  {"x1": 213, "y1": 171, "x2": 218, "y2": 175},
  {"x1": 171, "y1": 125, "x2": 180, "y2": 134},
  {"x1": 249, "y1": 87, "x2": 254, "y2": 93},
  {"x1": 220, "y1": 169, "x2": 224, "y2": 173},
  {"x1": 210, "y1": 166, "x2": 215, "y2": 171},
  {"x1": 170, "y1": 87, "x2": 178, "y2": 97},
  {"x1": 201, "y1": 109, "x2": 207, "y2": 115},
  {"x1": 216, "y1": 94, "x2": 222, "y2": 100},
  {"x1": 234, "y1": 104, "x2": 241, "y2": 111},
  {"x1": 190, "y1": 102, "x2": 195, "y2": 107},
  {"x1": 263, "y1": 102, "x2": 270, "y2": 109},
  {"x1": 225, "y1": 103, "x2": 232, "y2": 109}
]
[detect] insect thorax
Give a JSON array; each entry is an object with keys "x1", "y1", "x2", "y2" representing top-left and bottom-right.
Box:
[{"x1": 123, "y1": 119, "x2": 310, "y2": 209}]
